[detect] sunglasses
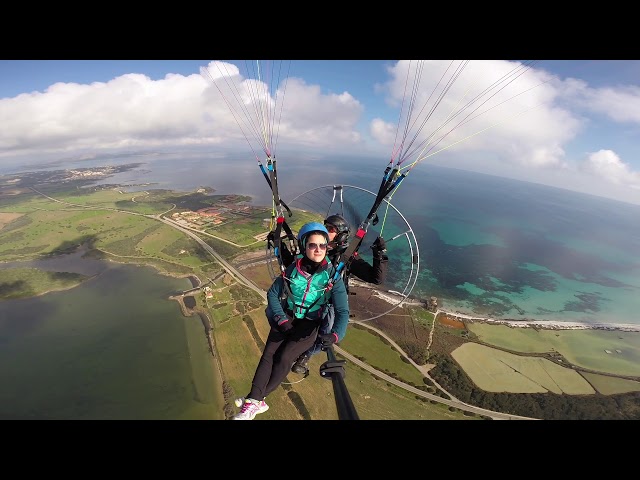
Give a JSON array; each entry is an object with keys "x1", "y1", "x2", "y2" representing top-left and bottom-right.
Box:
[
  {"x1": 306, "y1": 242, "x2": 328, "y2": 251},
  {"x1": 325, "y1": 224, "x2": 338, "y2": 233}
]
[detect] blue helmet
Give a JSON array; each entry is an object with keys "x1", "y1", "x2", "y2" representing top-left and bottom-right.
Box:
[{"x1": 297, "y1": 222, "x2": 329, "y2": 248}]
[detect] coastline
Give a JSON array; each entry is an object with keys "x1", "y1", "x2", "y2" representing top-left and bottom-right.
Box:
[
  {"x1": 441, "y1": 311, "x2": 640, "y2": 333},
  {"x1": 233, "y1": 245, "x2": 640, "y2": 334},
  {"x1": 371, "y1": 287, "x2": 640, "y2": 333}
]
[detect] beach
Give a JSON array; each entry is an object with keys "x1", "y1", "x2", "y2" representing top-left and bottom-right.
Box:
[{"x1": 356, "y1": 280, "x2": 640, "y2": 333}]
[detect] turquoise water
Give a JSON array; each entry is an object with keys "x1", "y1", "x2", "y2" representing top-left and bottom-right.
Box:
[
  {"x1": 389, "y1": 167, "x2": 640, "y2": 326},
  {"x1": 430, "y1": 220, "x2": 505, "y2": 248},
  {"x1": 6, "y1": 154, "x2": 640, "y2": 328},
  {"x1": 2, "y1": 155, "x2": 639, "y2": 420},
  {"x1": 87, "y1": 155, "x2": 640, "y2": 327}
]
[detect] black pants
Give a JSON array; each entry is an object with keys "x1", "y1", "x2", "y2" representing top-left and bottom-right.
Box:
[{"x1": 248, "y1": 318, "x2": 319, "y2": 400}]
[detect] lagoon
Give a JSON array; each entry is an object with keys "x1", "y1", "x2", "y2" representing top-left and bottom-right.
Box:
[{"x1": 0, "y1": 258, "x2": 220, "y2": 420}]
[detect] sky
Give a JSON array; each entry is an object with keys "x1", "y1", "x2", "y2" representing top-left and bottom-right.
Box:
[{"x1": 1, "y1": 59, "x2": 640, "y2": 205}]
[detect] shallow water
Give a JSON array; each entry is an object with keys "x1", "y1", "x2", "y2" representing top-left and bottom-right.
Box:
[
  {"x1": 9, "y1": 152, "x2": 640, "y2": 328},
  {"x1": 0, "y1": 259, "x2": 218, "y2": 419}
]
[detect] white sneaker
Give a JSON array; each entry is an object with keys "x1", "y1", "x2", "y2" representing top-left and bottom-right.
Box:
[
  {"x1": 235, "y1": 396, "x2": 268, "y2": 409},
  {"x1": 232, "y1": 398, "x2": 269, "y2": 420}
]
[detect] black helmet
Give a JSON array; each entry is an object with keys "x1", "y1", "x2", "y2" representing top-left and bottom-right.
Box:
[{"x1": 324, "y1": 214, "x2": 350, "y2": 250}]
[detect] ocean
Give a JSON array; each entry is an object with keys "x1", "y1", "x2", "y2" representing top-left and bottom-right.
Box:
[
  {"x1": 2, "y1": 151, "x2": 639, "y2": 419},
  {"x1": 13, "y1": 151, "x2": 640, "y2": 327}
]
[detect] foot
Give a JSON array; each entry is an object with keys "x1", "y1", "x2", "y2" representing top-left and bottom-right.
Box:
[
  {"x1": 232, "y1": 398, "x2": 269, "y2": 420},
  {"x1": 291, "y1": 353, "x2": 310, "y2": 375}
]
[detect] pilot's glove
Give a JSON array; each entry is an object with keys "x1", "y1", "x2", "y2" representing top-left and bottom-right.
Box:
[
  {"x1": 371, "y1": 236, "x2": 387, "y2": 258},
  {"x1": 274, "y1": 314, "x2": 294, "y2": 334},
  {"x1": 319, "y1": 333, "x2": 338, "y2": 348}
]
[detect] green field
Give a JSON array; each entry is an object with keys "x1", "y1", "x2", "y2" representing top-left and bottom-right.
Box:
[
  {"x1": 467, "y1": 322, "x2": 640, "y2": 377},
  {"x1": 4, "y1": 184, "x2": 639, "y2": 419},
  {"x1": 452, "y1": 342, "x2": 596, "y2": 394},
  {"x1": 213, "y1": 301, "x2": 476, "y2": 420}
]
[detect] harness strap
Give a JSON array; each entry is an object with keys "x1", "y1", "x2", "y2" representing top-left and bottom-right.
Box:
[
  {"x1": 281, "y1": 260, "x2": 336, "y2": 317},
  {"x1": 261, "y1": 156, "x2": 300, "y2": 277},
  {"x1": 333, "y1": 166, "x2": 406, "y2": 281}
]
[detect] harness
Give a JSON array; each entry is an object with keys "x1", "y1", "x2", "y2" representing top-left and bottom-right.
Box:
[
  {"x1": 330, "y1": 165, "x2": 405, "y2": 285},
  {"x1": 280, "y1": 257, "x2": 338, "y2": 319},
  {"x1": 260, "y1": 156, "x2": 299, "y2": 276},
  {"x1": 263, "y1": 162, "x2": 400, "y2": 306}
]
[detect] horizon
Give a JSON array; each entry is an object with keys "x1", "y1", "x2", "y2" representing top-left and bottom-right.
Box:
[
  {"x1": 3, "y1": 159, "x2": 639, "y2": 329},
  {"x1": 1, "y1": 60, "x2": 640, "y2": 206}
]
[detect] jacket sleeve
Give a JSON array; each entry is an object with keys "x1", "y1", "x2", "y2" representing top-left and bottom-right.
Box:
[
  {"x1": 348, "y1": 255, "x2": 388, "y2": 285},
  {"x1": 266, "y1": 276, "x2": 288, "y2": 319},
  {"x1": 328, "y1": 275, "x2": 349, "y2": 341},
  {"x1": 372, "y1": 251, "x2": 388, "y2": 285}
]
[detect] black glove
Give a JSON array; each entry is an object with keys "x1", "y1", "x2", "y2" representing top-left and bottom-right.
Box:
[
  {"x1": 371, "y1": 236, "x2": 387, "y2": 256},
  {"x1": 275, "y1": 315, "x2": 293, "y2": 334},
  {"x1": 318, "y1": 333, "x2": 337, "y2": 348}
]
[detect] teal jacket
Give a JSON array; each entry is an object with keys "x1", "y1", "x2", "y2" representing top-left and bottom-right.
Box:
[{"x1": 266, "y1": 256, "x2": 349, "y2": 341}]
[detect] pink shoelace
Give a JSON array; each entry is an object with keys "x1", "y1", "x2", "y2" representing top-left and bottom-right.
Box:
[{"x1": 240, "y1": 401, "x2": 259, "y2": 413}]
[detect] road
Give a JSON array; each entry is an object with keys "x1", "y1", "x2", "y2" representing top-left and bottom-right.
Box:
[
  {"x1": 154, "y1": 214, "x2": 536, "y2": 420},
  {"x1": 333, "y1": 345, "x2": 535, "y2": 420},
  {"x1": 349, "y1": 319, "x2": 456, "y2": 401},
  {"x1": 25, "y1": 188, "x2": 537, "y2": 420},
  {"x1": 152, "y1": 215, "x2": 267, "y2": 300}
]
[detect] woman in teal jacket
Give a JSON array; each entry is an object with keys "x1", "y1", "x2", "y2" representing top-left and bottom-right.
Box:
[{"x1": 233, "y1": 222, "x2": 349, "y2": 420}]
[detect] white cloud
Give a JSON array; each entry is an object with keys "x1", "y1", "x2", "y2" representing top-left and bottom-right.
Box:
[
  {"x1": 0, "y1": 72, "x2": 215, "y2": 158},
  {"x1": 365, "y1": 60, "x2": 640, "y2": 205},
  {"x1": 264, "y1": 77, "x2": 363, "y2": 149},
  {"x1": 2, "y1": 59, "x2": 640, "y2": 205},
  {"x1": 371, "y1": 60, "x2": 580, "y2": 169},
  {"x1": 580, "y1": 149, "x2": 640, "y2": 188},
  {"x1": 369, "y1": 117, "x2": 397, "y2": 146},
  {"x1": 0, "y1": 60, "x2": 365, "y2": 165},
  {"x1": 200, "y1": 61, "x2": 364, "y2": 153},
  {"x1": 579, "y1": 85, "x2": 640, "y2": 123}
]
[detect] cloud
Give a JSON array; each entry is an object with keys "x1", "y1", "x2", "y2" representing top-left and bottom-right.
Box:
[
  {"x1": 579, "y1": 84, "x2": 640, "y2": 123},
  {"x1": 0, "y1": 61, "x2": 365, "y2": 165},
  {"x1": 370, "y1": 60, "x2": 580, "y2": 169},
  {"x1": 260, "y1": 77, "x2": 363, "y2": 149},
  {"x1": 0, "y1": 72, "x2": 214, "y2": 158},
  {"x1": 369, "y1": 118, "x2": 397, "y2": 146},
  {"x1": 552, "y1": 75, "x2": 640, "y2": 191},
  {"x1": 580, "y1": 149, "x2": 640, "y2": 189},
  {"x1": 1, "y1": 59, "x2": 640, "y2": 205},
  {"x1": 366, "y1": 61, "x2": 640, "y2": 204},
  {"x1": 199, "y1": 61, "x2": 365, "y2": 152}
]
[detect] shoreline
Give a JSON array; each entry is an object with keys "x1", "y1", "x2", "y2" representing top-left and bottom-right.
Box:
[
  {"x1": 370, "y1": 287, "x2": 640, "y2": 333},
  {"x1": 441, "y1": 311, "x2": 640, "y2": 333},
  {"x1": 233, "y1": 249, "x2": 640, "y2": 334},
  {"x1": 6, "y1": 248, "x2": 638, "y2": 334}
]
